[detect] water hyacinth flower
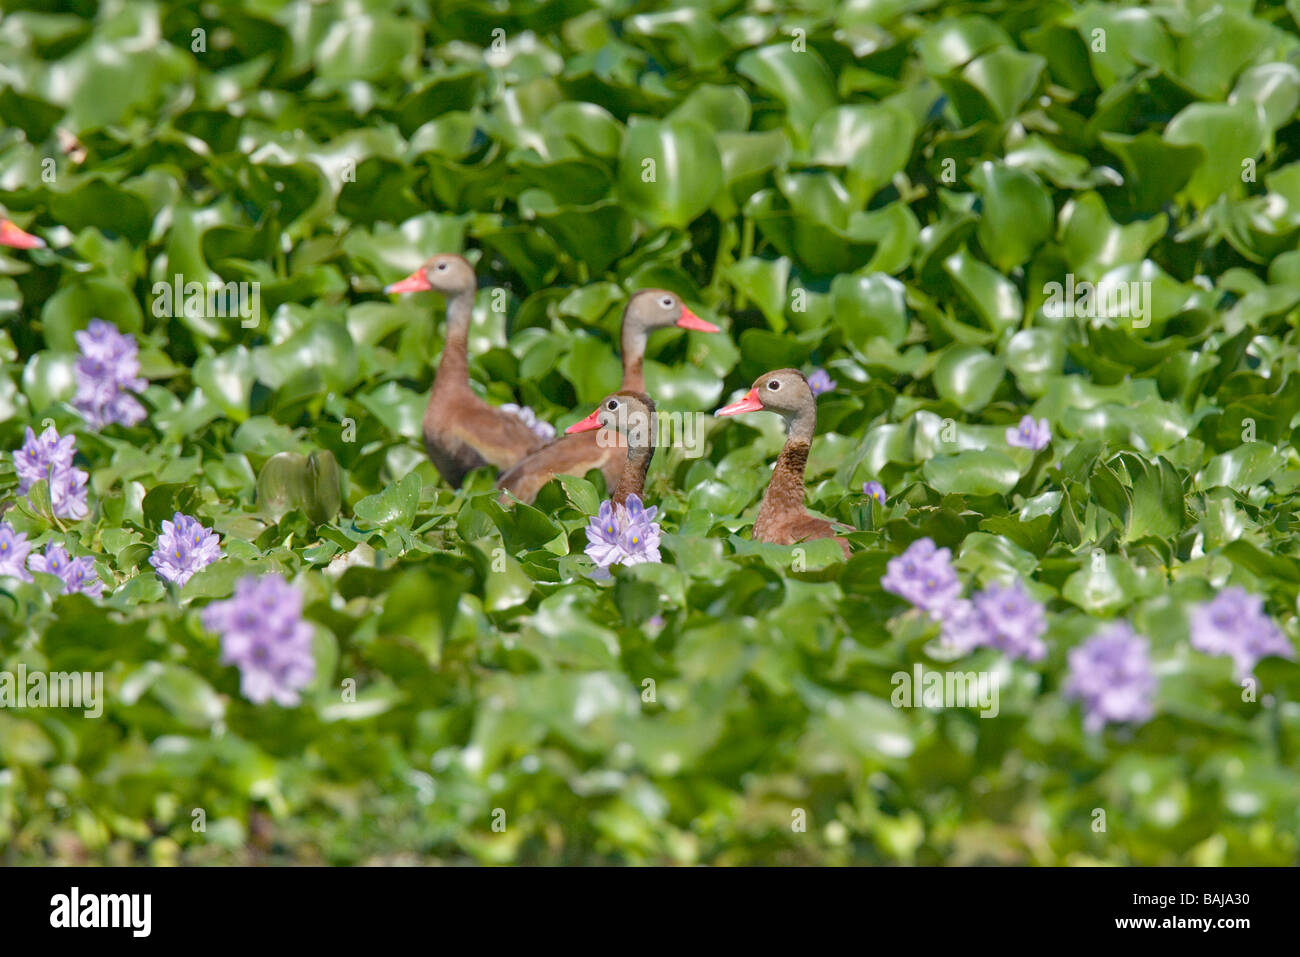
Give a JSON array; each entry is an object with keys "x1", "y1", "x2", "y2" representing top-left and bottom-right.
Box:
[
  {"x1": 863, "y1": 481, "x2": 886, "y2": 505},
  {"x1": 28, "y1": 542, "x2": 103, "y2": 597},
  {"x1": 881, "y1": 537, "x2": 961, "y2": 614},
  {"x1": 1065, "y1": 622, "x2": 1157, "y2": 733},
  {"x1": 0, "y1": 522, "x2": 34, "y2": 582},
  {"x1": 1006, "y1": 415, "x2": 1051, "y2": 451},
  {"x1": 72, "y1": 319, "x2": 147, "y2": 429},
  {"x1": 203, "y1": 575, "x2": 316, "y2": 706},
  {"x1": 12, "y1": 425, "x2": 89, "y2": 520},
  {"x1": 1189, "y1": 587, "x2": 1295, "y2": 679},
  {"x1": 807, "y1": 368, "x2": 837, "y2": 397},
  {"x1": 971, "y1": 580, "x2": 1048, "y2": 662},
  {"x1": 501, "y1": 403, "x2": 556, "y2": 443},
  {"x1": 149, "y1": 512, "x2": 223, "y2": 586},
  {"x1": 937, "y1": 598, "x2": 989, "y2": 655},
  {"x1": 583, "y1": 494, "x2": 662, "y2": 571}
]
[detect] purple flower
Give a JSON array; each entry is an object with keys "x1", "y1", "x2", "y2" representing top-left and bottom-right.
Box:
[
  {"x1": 12, "y1": 425, "x2": 89, "y2": 520},
  {"x1": 13, "y1": 425, "x2": 75, "y2": 488},
  {"x1": 937, "y1": 599, "x2": 991, "y2": 654},
  {"x1": 28, "y1": 543, "x2": 104, "y2": 597},
  {"x1": 501, "y1": 403, "x2": 556, "y2": 443},
  {"x1": 149, "y1": 512, "x2": 223, "y2": 586},
  {"x1": 972, "y1": 581, "x2": 1048, "y2": 662},
  {"x1": 807, "y1": 368, "x2": 836, "y2": 397},
  {"x1": 203, "y1": 575, "x2": 316, "y2": 706},
  {"x1": 0, "y1": 522, "x2": 34, "y2": 582},
  {"x1": 72, "y1": 319, "x2": 147, "y2": 429},
  {"x1": 583, "y1": 494, "x2": 662, "y2": 571},
  {"x1": 881, "y1": 537, "x2": 961, "y2": 613},
  {"x1": 1006, "y1": 415, "x2": 1051, "y2": 451},
  {"x1": 863, "y1": 481, "x2": 886, "y2": 505},
  {"x1": 1065, "y1": 622, "x2": 1157, "y2": 733},
  {"x1": 1190, "y1": 587, "x2": 1295, "y2": 679}
]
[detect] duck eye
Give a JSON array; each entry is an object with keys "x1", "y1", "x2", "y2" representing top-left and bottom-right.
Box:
[
  {"x1": 606, "y1": 400, "x2": 618, "y2": 412},
  {"x1": 436, "y1": 262, "x2": 448, "y2": 271},
  {"x1": 768, "y1": 380, "x2": 781, "y2": 391},
  {"x1": 661, "y1": 297, "x2": 673, "y2": 308}
]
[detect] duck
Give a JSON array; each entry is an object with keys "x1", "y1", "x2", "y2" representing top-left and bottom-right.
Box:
[
  {"x1": 497, "y1": 290, "x2": 718, "y2": 503},
  {"x1": 567, "y1": 390, "x2": 663, "y2": 569},
  {"x1": 565, "y1": 390, "x2": 657, "y2": 506},
  {"x1": 385, "y1": 253, "x2": 547, "y2": 487},
  {"x1": 0, "y1": 216, "x2": 44, "y2": 249},
  {"x1": 715, "y1": 368, "x2": 850, "y2": 558}
]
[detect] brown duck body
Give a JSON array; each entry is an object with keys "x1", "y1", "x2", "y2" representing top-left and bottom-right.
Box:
[
  {"x1": 497, "y1": 290, "x2": 714, "y2": 503},
  {"x1": 391, "y1": 254, "x2": 546, "y2": 488},
  {"x1": 753, "y1": 440, "x2": 850, "y2": 557},
  {"x1": 719, "y1": 369, "x2": 850, "y2": 559},
  {"x1": 422, "y1": 323, "x2": 545, "y2": 487},
  {"x1": 494, "y1": 428, "x2": 623, "y2": 502}
]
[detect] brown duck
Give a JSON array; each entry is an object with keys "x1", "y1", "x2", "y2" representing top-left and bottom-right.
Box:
[
  {"x1": 386, "y1": 254, "x2": 546, "y2": 487},
  {"x1": 496, "y1": 290, "x2": 717, "y2": 503},
  {"x1": 716, "y1": 369, "x2": 850, "y2": 558},
  {"x1": 565, "y1": 390, "x2": 657, "y2": 506}
]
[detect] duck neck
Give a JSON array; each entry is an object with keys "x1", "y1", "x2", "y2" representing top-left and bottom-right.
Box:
[
  {"x1": 434, "y1": 288, "x2": 474, "y2": 393},
  {"x1": 757, "y1": 409, "x2": 814, "y2": 521},
  {"x1": 620, "y1": 322, "x2": 647, "y2": 393},
  {"x1": 612, "y1": 420, "x2": 655, "y2": 507}
]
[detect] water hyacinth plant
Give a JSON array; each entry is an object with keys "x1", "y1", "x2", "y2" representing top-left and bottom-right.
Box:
[
  {"x1": 1065, "y1": 624, "x2": 1158, "y2": 733},
  {"x1": 149, "y1": 512, "x2": 223, "y2": 586},
  {"x1": 1, "y1": 0, "x2": 1299, "y2": 873},
  {"x1": 501, "y1": 403, "x2": 557, "y2": 443},
  {"x1": 1006, "y1": 415, "x2": 1051, "y2": 452},
  {"x1": 0, "y1": 521, "x2": 34, "y2": 581},
  {"x1": 881, "y1": 538, "x2": 962, "y2": 614},
  {"x1": 202, "y1": 575, "x2": 316, "y2": 707},
  {"x1": 72, "y1": 319, "x2": 148, "y2": 430},
  {"x1": 806, "y1": 368, "x2": 836, "y2": 397},
  {"x1": 28, "y1": 543, "x2": 103, "y2": 597},
  {"x1": 1189, "y1": 588, "x2": 1295, "y2": 679},
  {"x1": 12, "y1": 425, "x2": 89, "y2": 520},
  {"x1": 583, "y1": 494, "x2": 662, "y2": 571}
]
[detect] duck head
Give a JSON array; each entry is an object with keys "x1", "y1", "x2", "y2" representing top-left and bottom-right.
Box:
[
  {"x1": 566, "y1": 390, "x2": 657, "y2": 448},
  {"x1": 624, "y1": 289, "x2": 719, "y2": 335},
  {"x1": 716, "y1": 368, "x2": 812, "y2": 420},
  {"x1": 384, "y1": 253, "x2": 476, "y2": 297},
  {"x1": 0, "y1": 218, "x2": 44, "y2": 250}
]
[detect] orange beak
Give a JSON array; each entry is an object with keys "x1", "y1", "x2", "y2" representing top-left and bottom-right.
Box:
[
  {"x1": 384, "y1": 269, "x2": 432, "y2": 294},
  {"x1": 716, "y1": 388, "x2": 763, "y2": 417},
  {"x1": 0, "y1": 219, "x2": 44, "y2": 249},
  {"x1": 676, "y1": 306, "x2": 719, "y2": 332},
  {"x1": 565, "y1": 408, "x2": 604, "y2": 434}
]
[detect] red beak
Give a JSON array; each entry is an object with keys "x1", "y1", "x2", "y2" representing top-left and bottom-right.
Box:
[
  {"x1": 384, "y1": 269, "x2": 432, "y2": 294},
  {"x1": 0, "y1": 219, "x2": 44, "y2": 250},
  {"x1": 716, "y1": 388, "x2": 763, "y2": 416},
  {"x1": 676, "y1": 306, "x2": 719, "y2": 332},
  {"x1": 565, "y1": 408, "x2": 604, "y2": 434}
]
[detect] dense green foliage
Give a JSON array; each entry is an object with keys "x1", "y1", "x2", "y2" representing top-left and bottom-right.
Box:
[{"x1": 2, "y1": 0, "x2": 1300, "y2": 865}]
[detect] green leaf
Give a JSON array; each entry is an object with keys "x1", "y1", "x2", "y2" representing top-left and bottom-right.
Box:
[
  {"x1": 618, "y1": 118, "x2": 723, "y2": 228},
  {"x1": 353, "y1": 473, "x2": 421, "y2": 529},
  {"x1": 923, "y1": 450, "x2": 1020, "y2": 496}
]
